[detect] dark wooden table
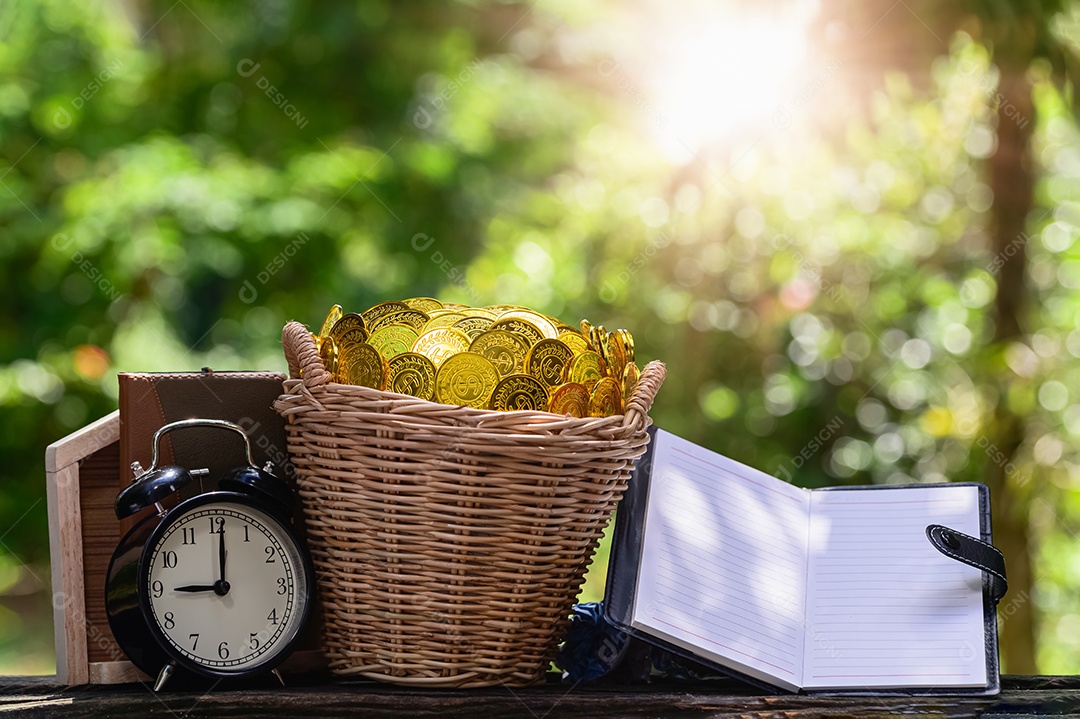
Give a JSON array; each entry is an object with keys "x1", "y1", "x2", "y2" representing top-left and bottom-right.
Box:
[{"x1": 1, "y1": 675, "x2": 1078, "y2": 718}]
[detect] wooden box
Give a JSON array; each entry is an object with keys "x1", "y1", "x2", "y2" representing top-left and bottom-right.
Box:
[{"x1": 45, "y1": 412, "x2": 324, "y2": 685}]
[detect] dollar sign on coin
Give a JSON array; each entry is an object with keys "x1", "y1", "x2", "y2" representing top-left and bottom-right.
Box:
[
  {"x1": 526, "y1": 339, "x2": 574, "y2": 388},
  {"x1": 490, "y1": 374, "x2": 549, "y2": 411},
  {"x1": 435, "y1": 352, "x2": 499, "y2": 408},
  {"x1": 468, "y1": 330, "x2": 529, "y2": 377},
  {"x1": 339, "y1": 343, "x2": 388, "y2": 390},
  {"x1": 386, "y1": 352, "x2": 437, "y2": 400}
]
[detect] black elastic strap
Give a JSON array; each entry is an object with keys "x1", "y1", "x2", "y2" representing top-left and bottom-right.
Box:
[{"x1": 926, "y1": 524, "x2": 1008, "y2": 604}]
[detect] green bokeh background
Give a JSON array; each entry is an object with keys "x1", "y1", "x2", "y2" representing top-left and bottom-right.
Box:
[{"x1": 3, "y1": 0, "x2": 1080, "y2": 675}]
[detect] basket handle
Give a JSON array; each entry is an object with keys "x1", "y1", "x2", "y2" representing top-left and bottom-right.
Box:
[
  {"x1": 282, "y1": 320, "x2": 332, "y2": 389},
  {"x1": 622, "y1": 360, "x2": 666, "y2": 432}
]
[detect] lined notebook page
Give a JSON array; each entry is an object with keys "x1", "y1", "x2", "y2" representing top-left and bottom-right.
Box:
[
  {"x1": 632, "y1": 430, "x2": 811, "y2": 690},
  {"x1": 802, "y1": 486, "x2": 986, "y2": 689}
]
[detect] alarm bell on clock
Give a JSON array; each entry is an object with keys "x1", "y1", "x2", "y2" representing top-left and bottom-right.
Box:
[{"x1": 105, "y1": 418, "x2": 314, "y2": 691}]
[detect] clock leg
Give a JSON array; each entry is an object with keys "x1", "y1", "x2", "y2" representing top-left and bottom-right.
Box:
[
  {"x1": 272, "y1": 669, "x2": 286, "y2": 687},
  {"x1": 153, "y1": 662, "x2": 177, "y2": 692}
]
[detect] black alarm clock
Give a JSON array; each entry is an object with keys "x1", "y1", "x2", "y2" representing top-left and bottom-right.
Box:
[{"x1": 105, "y1": 418, "x2": 314, "y2": 691}]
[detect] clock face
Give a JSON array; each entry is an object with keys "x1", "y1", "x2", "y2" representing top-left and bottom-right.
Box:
[{"x1": 141, "y1": 499, "x2": 310, "y2": 675}]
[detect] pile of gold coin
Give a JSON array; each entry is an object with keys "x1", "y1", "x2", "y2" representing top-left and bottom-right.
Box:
[{"x1": 311, "y1": 299, "x2": 641, "y2": 417}]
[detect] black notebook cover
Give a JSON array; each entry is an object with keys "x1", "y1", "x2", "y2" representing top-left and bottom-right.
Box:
[{"x1": 604, "y1": 427, "x2": 1001, "y2": 696}]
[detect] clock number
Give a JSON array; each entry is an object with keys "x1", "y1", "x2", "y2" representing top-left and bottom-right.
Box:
[
  {"x1": 152, "y1": 581, "x2": 163, "y2": 598},
  {"x1": 218, "y1": 641, "x2": 229, "y2": 659},
  {"x1": 209, "y1": 517, "x2": 225, "y2": 534},
  {"x1": 248, "y1": 633, "x2": 260, "y2": 650},
  {"x1": 164, "y1": 612, "x2": 175, "y2": 630},
  {"x1": 243, "y1": 525, "x2": 250, "y2": 543},
  {"x1": 276, "y1": 577, "x2": 287, "y2": 595},
  {"x1": 267, "y1": 608, "x2": 278, "y2": 625},
  {"x1": 189, "y1": 633, "x2": 199, "y2": 650},
  {"x1": 181, "y1": 527, "x2": 196, "y2": 545},
  {"x1": 162, "y1": 551, "x2": 178, "y2": 569},
  {"x1": 264, "y1": 546, "x2": 276, "y2": 563}
]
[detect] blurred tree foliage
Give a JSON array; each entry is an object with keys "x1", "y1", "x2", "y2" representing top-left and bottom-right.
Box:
[{"x1": 2, "y1": 0, "x2": 1080, "y2": 674}]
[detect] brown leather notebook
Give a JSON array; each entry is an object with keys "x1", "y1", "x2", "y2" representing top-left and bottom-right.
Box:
[{"x1": 117, "y1": 369, "x2": 290, "y2": 518}]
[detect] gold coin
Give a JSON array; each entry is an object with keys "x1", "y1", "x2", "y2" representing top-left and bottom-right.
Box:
[
  {"x1": 526, "y1": 338, "x2": 574, "y2": 388},
  {"x1": 422, "y1": 312, "x2": 468, "y2": 331},
  {"x1": 490, "y1": 374, "x2": 549, "y2": 412},
  {"x1": 469, "y1": 330, "x2": 529, "y2": 378},
  {"x1": 412, "y1": 328, "x2": 472, "y2": 368},
  {"x1": 548, "y1": 382, "x2": 590, "y2": 418},
  {"x1": 622, "y1": 362, "x2": 640, "y2": 402},
  {"x1": 320, "y1": 304, "x2": 343, "y2": 339},
  {"x1": 336, "y1": 327, "x2": 368, "y2": 352},
  {"x1": 567, "y1": 351, "x2": 605, "y2": 390},
  {"x1": 614, "y1": 328, "x2": 635, "y2": 364},
  {"x1": 553, "y1": 321, "x2": 578, "y2": 334},
  {"x1": 485, "y1": 304, "x2": 526, "y2": 313},
  {"x1": 589, "y1": 377, "x2": 623, "y2": 417},
  {"x1": 339, "y1": 342, "x2": 387, "y2": 389},
  {"x1": 402, "y1": 297, "x2": 444, "y2": 313},
  {"x1": 370, "y1": 308, "x2": 429, "y2": 333},
  {"x1": 441, "y1": 301, "x2": 471, "y2": 310},
  {"x1": 425, "y1": 308, "x2": 456, "y2": 318},
  {"x1": 589, "y1": 325, "x2": 610, "y2": 367},
  {"x1": 329, "y1": 312, "x2": 365, "y2": 342},
  {"x1": 605, "y1": 332, "x2": 627, "y2": 379},
  {"x1": 319, "y1": 334, "x2": 338, "y2": 380},
  {"x1": 490, "y1": 317, "x2": 545, "y2": 346},
  {"x1": 498, "y1": 309, "x2": 557, "y2": 339},
  {"x1": 362, "y1": 301, "x2": 411, "y2": 326},
  {"x1": 386, "y1": 352, "x2": 437, "y2": 400},
  {"x1": 452, "y1": 316, "x2": 494, "y2": 340},
  {"x1": 435, "y1": 352, "x2": 499, "y2": 408},
  {"x1": 368, "y1": 324, "x2": 420, "y2": 358},
  {"x1": 460, "y1": 307, "x2": 498, "y2": 319},
  {"x1": 556, "y1": 330, "x2": 589, "y2": 356},
  {"x1": 579, "y1": 319, "x2": 594, "y2": 338}
]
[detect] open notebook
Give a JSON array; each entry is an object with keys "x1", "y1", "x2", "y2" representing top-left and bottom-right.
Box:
[{"x1": 605, "y1": 429, "x2": 1000, "y2": 694}]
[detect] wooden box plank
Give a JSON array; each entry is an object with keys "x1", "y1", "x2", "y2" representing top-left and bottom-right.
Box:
[{"x1": 46, "y1": 411, "x2": 120, "y2": 684}]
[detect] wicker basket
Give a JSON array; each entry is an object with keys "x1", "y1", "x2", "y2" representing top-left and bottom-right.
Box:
[{"x1": 274, "y1": 320, "x2": 666, "y2": 687}]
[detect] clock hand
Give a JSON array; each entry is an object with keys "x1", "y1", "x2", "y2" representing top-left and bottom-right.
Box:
[
  {"x1": 218, "y1": 525, "x2": 226, "y2": 584},
  {"x1": 174, "y1": 584, "x2": 217, "y2": 592},
  {"x1": 212, "y1": 524, "x2": 230, "y2": 597}
]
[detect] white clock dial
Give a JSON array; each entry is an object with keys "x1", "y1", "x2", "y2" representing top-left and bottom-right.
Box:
[{"x1": 144, "y1": 501, "x2": 308, "y2": 673}]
